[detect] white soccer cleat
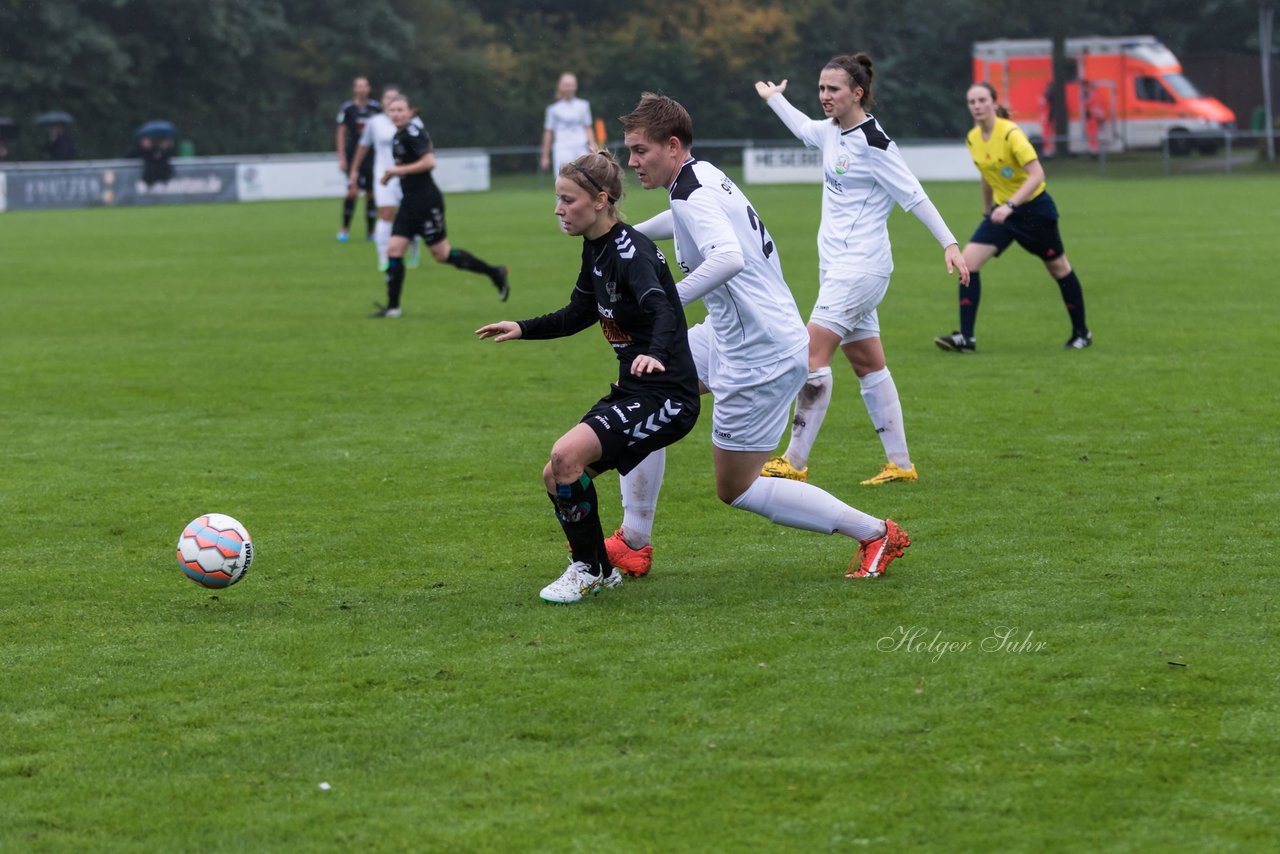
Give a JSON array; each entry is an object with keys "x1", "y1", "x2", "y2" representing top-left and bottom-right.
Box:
[{"x1": 540, "y1": 561, "x2": 622, "y2": 604}]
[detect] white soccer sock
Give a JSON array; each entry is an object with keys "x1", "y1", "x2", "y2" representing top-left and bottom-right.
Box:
[
  {"x1": 783, "y1": 367, "x2": 832, "y2": 471},
  {"x1": 374, "y1": 219, "x2": 393, "y2": 266},
  {"x1": 618, "y1": 448, "x2": 665, "y2": 548},
  {"x1": 859, "y1": 367, "x2": 911, "y2": 469},
  {"x1": 729, "y1": 476, "x2": 885, "y2": 542}
]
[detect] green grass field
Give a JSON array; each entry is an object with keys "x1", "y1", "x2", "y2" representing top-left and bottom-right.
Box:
[{"x1": 2, "y1": 172, "x2": 1278, "y2": 852}]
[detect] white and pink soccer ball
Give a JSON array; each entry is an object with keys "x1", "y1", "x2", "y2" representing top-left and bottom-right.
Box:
[{"x1": 176, "y1": 513, "x2": 253, "y2": 588}]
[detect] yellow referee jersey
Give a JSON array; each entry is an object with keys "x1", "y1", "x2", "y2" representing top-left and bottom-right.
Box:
[{"x1": 965, "y1": 117, "x2": 1045, "y2": 205}]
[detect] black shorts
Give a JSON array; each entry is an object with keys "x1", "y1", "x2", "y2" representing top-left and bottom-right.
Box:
[
  {"x1": 582, "y1": 386, "x2": 699, "y2": 476},
  {"x1": 350, "y1": 154, "x2": 375, "y2": 191},
  {"x1": 969, "y1": 192, "x2": 1065, "y2": 260},
  {"x1": 393, "y1": 194, "x2": 447, "y2": 245}
]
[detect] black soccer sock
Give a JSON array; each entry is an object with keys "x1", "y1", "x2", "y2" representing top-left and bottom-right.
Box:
[
  {"x1": 547, "y1": 473, "x2": 608, "y2": 577},
  {"x1": 959, "y1": 271, "x2": 981, "y2": 340},
  {"x1": 342, "y1": 197, "x2": 355, "y2": 229},
  {"x1": 364, "y1": 198, "x2": 376, "y2": 238},
  {"x1": 1055, "y1": 271, "x2": 1088, "y2": 334},
  {"x1": 385, "y1": 258, "x2": 405, "y2": 309},
  {"x1": 446, "y1": 248, "x2": 499, "y2": 279}
]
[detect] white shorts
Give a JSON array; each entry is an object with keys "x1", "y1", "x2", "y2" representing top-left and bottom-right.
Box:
[
  {"x1": 373, "y1": 175, "x2": 403, "y2": 209},
  {"x1": 687, "y1": 321, "x2": 807, "y2": 452},
  {"x1": 808, "y1": 271, "x2": 891, "y2": 344},
  {"x1": 553, "y1": 146, "x2": 592, "y2": 176}
]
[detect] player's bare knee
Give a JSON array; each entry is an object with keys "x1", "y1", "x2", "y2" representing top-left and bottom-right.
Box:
[{"x1": 548, "y1": 447, "x2": 584, "y2": 485}]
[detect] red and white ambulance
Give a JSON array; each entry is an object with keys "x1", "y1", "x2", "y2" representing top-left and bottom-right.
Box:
[{"x1": 973, "y1": 36, "x2": 1236, "y2": 154}]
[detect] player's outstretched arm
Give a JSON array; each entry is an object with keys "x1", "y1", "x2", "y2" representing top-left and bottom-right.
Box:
[
  {"x1": 754, "y1": 79, "x2": 788, "y2": 100},
  {"x1": 475, "y1": 321, "x2": 523, "y2": 342}
]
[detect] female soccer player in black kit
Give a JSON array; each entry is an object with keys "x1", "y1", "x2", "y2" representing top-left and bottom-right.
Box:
[
  {"x1": 476, "y1": 151, "x2": 700, "y2": 603},
  {"x1": 372, "y1": 95, "x2": 509, "y2": 318}
]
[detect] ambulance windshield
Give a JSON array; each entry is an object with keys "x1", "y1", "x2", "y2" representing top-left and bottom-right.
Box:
[{"x1": 1162, "y1": 74, "x2": 1202, "y2": 99}]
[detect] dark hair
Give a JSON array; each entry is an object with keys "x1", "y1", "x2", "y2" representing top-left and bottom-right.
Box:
[
  {"x1": 559, "y1": 150, "x2": 624, "y2": 214},
  {"x1": 382, "y1": 84, "x2": 402, "y2": 98},
  {"x1": 824, "y1": 53, "x2": 876, "y2": 110},
  {"x1": 972, "y1": 81, "x2": 1011, "y2": 119},
  {"x1": 619, "y1": 92, "x2": 693, "y2": 148}
]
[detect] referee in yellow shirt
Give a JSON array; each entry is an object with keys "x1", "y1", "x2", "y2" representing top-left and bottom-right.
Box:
[{"x1": 935, "y1": 82, "x2": 1091, "y2": 352}]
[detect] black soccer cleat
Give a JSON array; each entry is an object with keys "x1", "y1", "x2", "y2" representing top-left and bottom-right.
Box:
[
  {"x1": 1064, "y1": 330, "x2": 1092, "y2": 350},
  {"x1": 934, "y1": 331, "x2": 975, "y2": 353},
  {"x1": 492, "y1": 265, "x2": 510, "y2": 302}
]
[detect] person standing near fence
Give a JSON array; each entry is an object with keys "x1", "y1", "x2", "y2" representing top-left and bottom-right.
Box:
[
  {"x1": 753, "y1": 54, "x2": 967, "y2": 488},
  {"x1": 935, "y1": 82, "x2": 1091, "y2": 353},
  {"x1": 335, "y1": 76, "x2": 380, "y2": 243},
  {"x1": 540, "y1": 73, "x2": 598, "y2": 176}
]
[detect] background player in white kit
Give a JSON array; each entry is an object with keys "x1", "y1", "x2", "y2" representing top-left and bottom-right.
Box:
[
  {"x1": 348, "y1": 85, "x2": 423, "y2": 271},
  {"x1": 755, "y1": 54, "x2": 969, "y2": 487},
  {"x1": 540, "y1": 72, "x2": 598, "y2": 176},
  {"x1": 609, "y1": 93, "x2": 910, "y2": 581}
]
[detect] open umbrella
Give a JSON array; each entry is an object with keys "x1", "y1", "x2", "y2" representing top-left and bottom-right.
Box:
[
  {"x1": 135, "y1": 119, "x2": 177, "y2": 139},
  {"x1": 34, "y1": 110, "x2": 74, "y2": 126}
]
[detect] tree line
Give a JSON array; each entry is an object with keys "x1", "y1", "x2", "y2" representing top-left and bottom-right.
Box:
[{"x1": 0, "y1": 0, "x2": 1265, "y2": 161}]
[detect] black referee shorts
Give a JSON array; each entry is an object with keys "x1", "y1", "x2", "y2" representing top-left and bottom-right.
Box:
[{"x1": 969, "y1": 192, "x2": 1066, "y2": 260}]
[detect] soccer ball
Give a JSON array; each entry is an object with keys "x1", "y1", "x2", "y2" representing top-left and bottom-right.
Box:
[{"x1": 176, "y1": 513, "x2": 253, "y2": 588}]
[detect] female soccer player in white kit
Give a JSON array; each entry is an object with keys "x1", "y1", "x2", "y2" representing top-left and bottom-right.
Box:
[
  {"x1": 754, "y1": 54, "x2": 968, "y2": 487},
  {"x1": 540, "y1": 73, "x2": 598, "y2": 176},
  {"x1": 606, "y1": 92, "x2": 910, "y2": 581}
]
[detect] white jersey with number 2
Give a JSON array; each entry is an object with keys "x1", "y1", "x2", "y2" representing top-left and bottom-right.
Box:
[{"x1": 667, "y1": 158, "x2": 808, "y2": 369}]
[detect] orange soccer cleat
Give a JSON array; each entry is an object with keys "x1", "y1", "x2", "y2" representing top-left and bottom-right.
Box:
[
  {"x1": 604, "y1": 529, "x2": 654, "y2": 577},
  {"x1": 846, "y1": 519, "x2": 911, "y2": 579}
]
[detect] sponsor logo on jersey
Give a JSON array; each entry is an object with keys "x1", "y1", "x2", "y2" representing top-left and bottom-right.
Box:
[
  {"x1": 597, "y1": 305, "x2": 615, "y2": 319},
  {"x1": 1000, "y1": 166, "x2": 1015, "y2": 178},
  {"x1": 604, "y1": 280, "x2": 620, "y2": 303},
  {"x1": 599, "y1": 318, "x2": 633, "y2": 346},
  {"x1": 835, "y1": 154, "x2": 851, "y2": 175}
]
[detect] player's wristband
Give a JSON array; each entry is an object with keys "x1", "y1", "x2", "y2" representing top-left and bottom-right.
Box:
[{"x1": 1005, "y1": 201, "x2": 1017, "y2": 211}]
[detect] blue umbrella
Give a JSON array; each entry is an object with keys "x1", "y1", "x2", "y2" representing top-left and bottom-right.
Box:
[
  {"x1": 34, "y1": 110, "x2": 74, "y2": 125},
  {"x1": 135, "y1": 119, "x2": 177, "y2": 139}
]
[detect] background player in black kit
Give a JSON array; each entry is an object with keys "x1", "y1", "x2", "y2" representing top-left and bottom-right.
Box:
[
  {"x1": 371, "y1": 95, "x2": 509, "y2": 318},
  {"x1": 476, "y1": 151, "x2": 700, "y2": 603},
  {"x1": 335, "y1": 76, "x2": 380, "y2": 242}
]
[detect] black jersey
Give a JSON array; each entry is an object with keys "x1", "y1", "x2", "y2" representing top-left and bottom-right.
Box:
[
  {"x1": 391, "y1": 123, "x2": 439, "y2": 199},
  {"x1": 336, "y1": 99, "x2": 382, "y2": 157},
  {"x1": 518, "y1": 223, "x2": 698, "y2": 401}
]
